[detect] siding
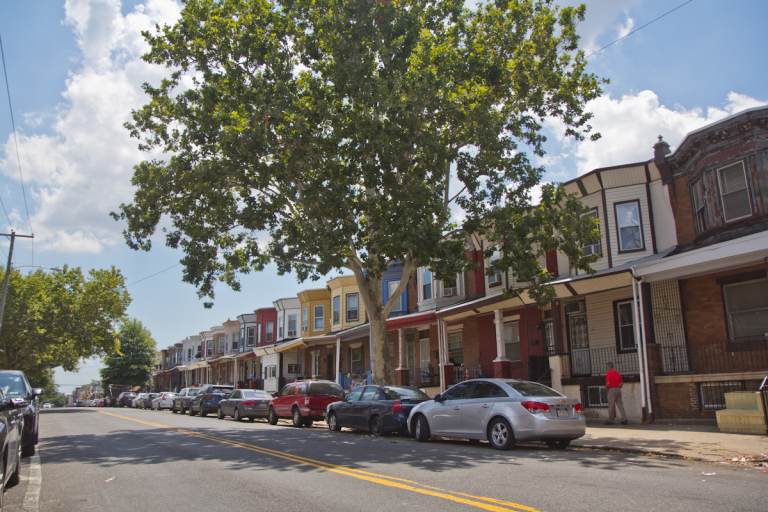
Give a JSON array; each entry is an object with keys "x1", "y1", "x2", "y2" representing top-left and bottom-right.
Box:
[
  {"x1": 605, "y1": 184, "x2": 654, "y2": 267},
  {"x1": 649, "y1": 180, "x2": 677, "y2": 251},
  {"x1": 585, "y1": 287, "x2": 633, "y2": 349}
]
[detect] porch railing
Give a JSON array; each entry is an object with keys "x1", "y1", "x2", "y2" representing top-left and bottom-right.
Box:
[
  {"x1": 407, "y1": 366, "x2": 439, "y2": 388},
  {"x1": 451, "y1": 365, "x2": 484, "y2": 383},
  {"x1": 658, "y1": 344, "x2": 690, "y2": 374},
  {"x1": 570, "y1": 346, "x2": 639, "y2": 377}
]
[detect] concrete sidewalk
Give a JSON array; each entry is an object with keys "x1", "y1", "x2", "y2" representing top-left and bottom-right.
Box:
[{"x1": 574, "y1": 421, "x2": 768, "y2": 465}]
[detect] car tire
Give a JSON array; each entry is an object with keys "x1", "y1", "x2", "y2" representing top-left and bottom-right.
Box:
[
  {"x1": 327, "y1": 412, "x2": 341, "y2": 432},
  {"x1": 546, "y1": 439, "x2": 571, "y2": 450},
  {"x1": 268, "y1": 407, "x2": 278, "y2": 425},
  {"x1": 413, "y1": 414, "x2": 430, "y2": 442},
  {"x1": 8, "y1": 442, "x2": 21, "y2": 487},
  {"x1": 292, "y1": 407, "x2": 303, "y2": 428},
  {"x1": 369, "y1": 415, "x2": 383, "y2": 436},
  {"x1": 217, "y1": 408, "x2": 224, "y2": 420},
  {"x1": 234, "y1": 408, "x2": 241, "y2": 422},
  {"x1": 487, "y1": 418, "x2": 515, "y2": 450}
]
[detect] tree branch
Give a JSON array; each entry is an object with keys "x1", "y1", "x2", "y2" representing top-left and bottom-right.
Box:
[{"x1": 382, "y1": 254, "x2": 416, "y2": 318}]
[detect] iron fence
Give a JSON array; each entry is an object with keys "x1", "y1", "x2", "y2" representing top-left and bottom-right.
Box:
[
  {"x1": 570, "y1": 346, "x2": 639, "y2": 377},
  {"x1": 659, "y1": 344, "x2": 690, "y2": 374},
  {"x1": 451, "y1": 365, "x2": 484, "y2": 383},
  {"x1": 407, "y1": 366, "x2": 439, "y2": 388}
]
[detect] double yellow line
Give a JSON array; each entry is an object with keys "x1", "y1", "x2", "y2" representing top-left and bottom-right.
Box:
[{"x1": 99, "y1": 410, "x2": 539, "y2": 512}]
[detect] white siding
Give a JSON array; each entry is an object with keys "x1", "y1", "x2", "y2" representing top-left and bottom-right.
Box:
[
  {"x1": 605, "y1": 184, "x2": 654, "y2": 267},
  {"x1": 649, "y1": 180, "x2": 678, "y2": 251},
  {"x1": 585, "y1": 286, "x2": 633, "y2": 349}
]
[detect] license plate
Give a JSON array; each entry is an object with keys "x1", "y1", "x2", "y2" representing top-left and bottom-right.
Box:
[{"x1": 556, "y1": 408, "x2": 570, "y2": 417}]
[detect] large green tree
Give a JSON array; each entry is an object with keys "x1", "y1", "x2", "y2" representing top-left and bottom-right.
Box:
[
  {"x1": 117, "y1": 0, "x2": 602, "y2": 382},
  {"x1": 0, "y1": 266, "x2": 130, "y2": 388},
  {"x1": 100, "y1": 319, "x2": 157, "y2": 388}
]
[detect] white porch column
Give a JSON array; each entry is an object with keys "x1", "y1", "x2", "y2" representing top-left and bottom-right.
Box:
[
  {"x1": 632, "y1": 276, "x2": 648, "y2": 417},
  {"x1": 638, "y1": 278, "x2": 652, "y2": 416},
  {"x1": 493, "y1": 309, "x2": 508, "y2": 361},
  {"x1": 233, "y1": 358, "x2": 239, "y2": 386},
  {"x1": 335, "y1": 336, "x2": 342, "y2": 385},
  {"x1": 396, "y1": 328, "x2": 406, "y2": 370},
  {"x1": 437, "y1": 318, "x2": 447, "y2": 391}
]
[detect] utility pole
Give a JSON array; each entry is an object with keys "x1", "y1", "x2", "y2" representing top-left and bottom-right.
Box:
[{"x1": 0, "y1": 230, "x2": 34, "y2": 337}]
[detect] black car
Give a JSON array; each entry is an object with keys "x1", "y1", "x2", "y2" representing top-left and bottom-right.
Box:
[
  {"x1": 326, "y1": 385, "x2": 430, "y2": 435},
  {"x1": 0, "y1": 387, "x2": 25, "y2": 496},
  {"x1": 116, "y1": 392, "x2": 136, "y2": 408},
  {"x1": 0, "y1": 370, "x2": 42, "y2": 456},
  {"x1": 189, "y1": 385, "x2": 234, "y2": 417}
]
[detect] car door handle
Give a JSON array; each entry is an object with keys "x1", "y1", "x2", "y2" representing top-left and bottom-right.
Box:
[
  {"x1": 481, "y1": 404, "x2": 490, "y2": 409},
  {"x1": 453, "y1": 407, "x2": 460, "y2": 411}
]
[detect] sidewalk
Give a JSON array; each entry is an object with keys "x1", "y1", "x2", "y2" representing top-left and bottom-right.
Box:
[{"x1": 573, "y1": 421, "x2": 768, "y2": 465}]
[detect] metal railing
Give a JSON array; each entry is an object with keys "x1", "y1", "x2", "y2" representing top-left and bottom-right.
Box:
[
  {"x1": 570, "y1": 346, "x2": 639, "y2": 377},
  {"x1": 451, "y1": 365, "x2": 484, "y2": 383},
  {"x1": 407, "y1": 366, "x2": 439, "y2": 387},
  {"x1": 659, "y1": 344, "x2": 690, "y2": 374}
]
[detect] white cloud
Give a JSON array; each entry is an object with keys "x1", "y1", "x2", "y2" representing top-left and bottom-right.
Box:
[
  {"x1": 616, "y1": 16, "x2": 635, "y2": 39},
  {"x1": 545, "y1": 90, "x2": 768, "y2": 177},
  {"x1": 0, "y1": 0, "x2": 181, "y2": 253},
  {"x1": 565, "y1": 0, "x2": 641, "y2": 54}
]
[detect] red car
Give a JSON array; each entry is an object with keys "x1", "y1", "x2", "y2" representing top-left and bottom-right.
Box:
[{"x1": 268, "y1": 380, "x2": 345, "y2": 428}]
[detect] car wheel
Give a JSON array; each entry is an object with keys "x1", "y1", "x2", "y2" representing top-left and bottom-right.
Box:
[
  {"x1": 327, "y1": 412, "x2": 341, "y2": 432},
  {"x1": 217, "y1": 408, "x2": 224, "y2": 420},
  {"x1": 292, "y1": 407, "x2": 303, "y2": 428},
  {"x1": 546, "y1": 439, "x2": 571, "y2": 450},
  {"x1": 413, "y1": 414, "x2": 430, "y2": 442},
  {"x1": 234, "y1": 408, "x2": 241, "y2": 422},
  {"x1": 487, "y1": 418, "x2": 515, "y2": 450},
  {"x1": 369, "y1": 415, "x2": 383, "y2": 436},
  {"x1": 268, "y1": 407, "x2": 278, "y2": 425},
  {"x1": 8, "y1": 442, "x2": 21, "y2": 487}
]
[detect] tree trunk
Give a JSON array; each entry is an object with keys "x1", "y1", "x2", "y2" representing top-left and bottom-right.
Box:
[{"x1": 369, "y1": 311, "x2": 388, "y2": 384}]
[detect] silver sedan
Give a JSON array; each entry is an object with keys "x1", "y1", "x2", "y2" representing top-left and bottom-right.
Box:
[{"x1": 407, "y1": 379, "x2": 585, "y2": 450}]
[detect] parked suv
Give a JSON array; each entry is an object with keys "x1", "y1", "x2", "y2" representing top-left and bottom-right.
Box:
[
  {"x1": 0, "y1": 370, "x2": 42, "y2": 456},
  {"x1": 172, "y1": 388, "x2": 199, "y2": 414},
  {"x1": 269, "y1": 380, "x2": 345, "y2": 428},
  {"x1": 189, "y1": 385, "x2": 234, "y2": 417},
  {"x1": 0, "y1": 387, "x2": 25, "y2": 495}
]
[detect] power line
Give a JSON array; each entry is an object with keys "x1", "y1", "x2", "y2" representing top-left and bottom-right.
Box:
[
  {"x1": 128, "y1": 263, "x2": 182, "y2": 286},
  {"x1": 586, "y1": 0, "x2": 696, "y2": 58}
]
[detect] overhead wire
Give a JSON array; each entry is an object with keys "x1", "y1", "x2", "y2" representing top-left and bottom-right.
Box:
[
  {"x1": 128, "y1": 263, "x2": 182, "y2": 286},
  {"x1": 586, "y1": 0, "x2": 696, "y2": 58}
]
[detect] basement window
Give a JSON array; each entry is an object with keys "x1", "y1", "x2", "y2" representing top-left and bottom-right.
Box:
[
  {"x1": 699, "y1": 381, "x2": 744, "y2": 410},
  {"x1": 586, "y1": 386, "x2": 608, "y2": 407}
]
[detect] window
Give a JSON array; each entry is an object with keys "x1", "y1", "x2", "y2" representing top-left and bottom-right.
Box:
[
  {"x1": 422, "y1": 270, "x2": 432, "y2": 300},
  {"x1": 206, "y1": 340, "x2": 213, "y2": 357},
  {"x1": 287, "y1": 363, "x2": 301, "y2": 374},
  {"x1": 582, "y1": 208, "x2": 602, "y2": 257},
  {"x1": 246, "y1": 326, "x2": 255, "y2": 346},
  {"x1": 442, "y1": 382, "x2": 472, "y2": 400},
  {"x1": 543, "y1": 320, "x2": 555, "y2": 355},
  {"x1": 346, "y1": 293, "x2": 359, "y2": 322},
  {"x1": 302, "y1": 306, "x2": 309, "y2": 333},
  {"x1": 388, "y1": 281, "x2": 404, "y2": 312},
  {"x1": 447, "y1": 331, "x2": 463, "y2": 365},
  {"x1": 279, "y1": 384, "x2": 295, "y2": 397},
  {"x1": 313, "y1": 305, "x2": 325, "y2": 330},
  {"x1": 266, "y1": 365, "x2": 278, "y2": 379},
  {"x1": 278, "y1": 321, "x2": 283, "y2": 340},
  {"x1": 311, "y1": 350, "x2": 321, "y2": 377},
  {"x1": 310, "y1": 382, "x2": 344, "y2": 398},
  {"x1": 256, "y1": 323, "x2": 262, "y2": 344},
  {"x1": 346, "y1": 388, "x2": 363, "y2": 401},
  {"x1": 265, "y1": 321, "x2": 274, "y2": 342},
  {"x1": 360, "y1": 386, "x2": 379, "y2": 401},
  {"x1": 566, "y1": 301, "x2": 588, "y2": 349},
  {"x1": 332, "y1": 295, "x2": 341, "y2": 324},
  {"x1": 691, "y1": 178, "x2": 708, "y2": 233},
  {"x1": 723, "y1": 278, "x2": 768, "y2": 342},
  {"x1": 700, "y1": 381, "x2": 744, "y2": 410},
  {"x1": 471, "y1": 381, "x2": 507, "y2": 399},
  {"x1": 586, "y1": 386, "x2": 608, "y2": 407},
  {"x1": 615, "y1": 200, "x2": 644, "y2": 252},
  {"x1": 503, "y1": 321, "x2": 521, "y2": 361},
  {"x1": 419, "y1": 337, "x2": 430, "y2": 369},
  {"x1": 717, "y1": 161, "x2": 752, "y2": 222},
  {"x1": 488, "y1": 250, "x2": 503, "y2": 287},
  {"x1": 615, "y1": 300, "x2": 636, "y2": 352},
  {"x1": 350, "y1": 346, "x2": 363, "y2": 374},
  {"x1": 232, "y1": 333, "x2": 239, "y2": 351},
  {"x1": 287, "y1": 314, "x2": 297, "y2": 337},
  {"x1": 187, "y1": 348, "x2": 192, "y2": 361},
  {"x1": 442, "y1": 274, "x2": 458, "y2": 297},
  {"x1": 218, "y1": 338, "x2": 225, "y2": 353}
]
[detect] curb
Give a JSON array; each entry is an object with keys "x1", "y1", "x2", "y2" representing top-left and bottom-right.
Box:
[{"x1": 572, "y1": 442, "x2": 709, "y2": 462}]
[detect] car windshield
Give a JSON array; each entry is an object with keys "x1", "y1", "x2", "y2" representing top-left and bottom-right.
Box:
[
  {"x1": 241, "y1": 390, "x2": 268, "y2": 398},
  {"x1": 506, "y1": 381, "x2": 563, "y2": 397},
  {"x1": 381, "y1": 387, "x2": 430, "y2": 400},
  {"x1": 0, "y1": 374, "x2": 26, "y2": 397},
  {"x1": 309, "y1": 382, "x2": 344, "y2": 398}
]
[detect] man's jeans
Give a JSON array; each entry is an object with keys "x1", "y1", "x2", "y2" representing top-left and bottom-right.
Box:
[{"x1": 607, "y1": 387, "x2": 627, "y2": 422}]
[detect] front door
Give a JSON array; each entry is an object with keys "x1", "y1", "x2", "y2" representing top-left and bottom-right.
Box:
[
  {"x1": 430, "y1": 382, "x2": 472, "y2": 435},
  {"x1": 568, "y1": 307, "x2": 591, "y2": 376}
]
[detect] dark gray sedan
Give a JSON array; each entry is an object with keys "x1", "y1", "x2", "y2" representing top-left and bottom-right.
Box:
[
  {"x1": 217, "y1": 389, "x2": 273, "y2": 421},
  {"x1": 326, "y1": 385, "x2": 430, "y2": 435}
]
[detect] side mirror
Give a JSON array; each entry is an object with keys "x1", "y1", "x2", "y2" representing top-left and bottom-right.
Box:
[
  {"x1": 32, "y1": 388, "x2": 44, "y2": 398},
  {"x1": 434, "y1": 393, "x2": 444, "y2": 402}
]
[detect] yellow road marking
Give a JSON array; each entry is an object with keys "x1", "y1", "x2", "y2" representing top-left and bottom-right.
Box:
[{"x1": 99, "y1": 410, "x2": 539, "y2": 512}]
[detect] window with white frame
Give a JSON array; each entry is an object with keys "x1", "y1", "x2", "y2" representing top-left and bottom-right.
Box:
[
  {"x1": 313, "y1": 305, "x2": 325, "y2": 330},
  {"x1": 303, "y1": 306, "x2": 309, "y2": 333},
  {"x1": 723, "y1": 278, "x2": 768, "y2": 342},
  {"x1": 278, "y1": 320, "x2": 284, "y2": 340},
  {"x1": 332, "y1": 295, "x2": 341, "y2": 324},
  {"x1": 218, "y1": 338, "x2": 226, "y2": 353},
  {"x1": 503, "y1": 321, "x2": 521, "y2": 361},
  {"x1": 488, "y1": 250, "x2": 503, "y2": 287},
  {"x1": 582, "y1": 208, "x2": 602, "y2": 257},
  {"x1": 447, "y1": 331, "x2": 463, "y2": 365},
  {"x1": 422, "y1": 270, "x2": 433, "y2": 300},
  {"x1": 615, "y1": 300, "x2": 636, "y2": 351},
  {"x1": 246, "y1": 326, "x2": 255, "y2": 346},
  {"x1": 350, "y1": 346, "x2": 363, "y2": 374},
  {"x1": 311, "y1": 351, "x2": 321, "y2": 377},
  {"x1": 265, "y1": 321, "x2": 274, "y2": 342},
  {"x1": 388, "y1": 280, "x2": 403, "y2": 312},
  {"x1": 287, "y1": 314, "x2": 297, "y2": 337},
  {"x1": 346, "y1": 293, "x2": 359, "y2": 322},
  {"x1": 691, "y1": 178, "x2": 708, "y2": 233},
  {"x1": 442, "y1": 274, "x2": 458, "y2": 297},
  {"x1": 586, "y1": 385, "x2": 608, "y2": 407},
  {"x1": 265, "y1": 365, "x2": 278, "y2": 379},
  {"x1": 615, "y1": 200, "x2": 644, "y2": 252},
  {"x1": 206, "y1": 340, "x2": 213, "y2": 357},
  {"x1": 232, "y1": 332, "x2": 239, "y2": 351},
  {"x1": 717, "y1": 161, "x2": 752, "y2": 222},
  {"x1": 287, "y1": 363, "x2": 301, "y2": 374}
]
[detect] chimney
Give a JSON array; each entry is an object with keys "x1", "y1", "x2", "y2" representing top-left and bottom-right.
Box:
[{"x1": 653, "y1": 135, "x2": 672, "y2": 184}]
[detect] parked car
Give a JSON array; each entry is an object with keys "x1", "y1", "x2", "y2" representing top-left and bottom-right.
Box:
[
  {"x1": 408, "y1": 379, "x2": 585, "y2": 450},
  {"x1": 327, "y1": 385, "x2": 429, "y2": 435},
  {"x1": 42, "y1": 403, "x2": 53, "y2": 409},
  {"x1": 171, "y1": 388, "x2": 199, "y2": 414},
  {"x1": 0, "y1": 370, "x2": 42, "y2": 456},
  {"x1": 269, "y1": 380, "x2": 345, "y2": 428},
  {"x1": 140, "y1": 393, "x2": 159, "y2": 409},
  {"x1": 189, "y1": 385, "x2": 234, "y2": 417},
  {"x1": 0, "y1": 387, "x2": 25, "y2": 497},
  {"x1": 117, "y1": 392, "x2": 136, "y2": 408},
  {"x1": 218, "y1": 389, "x2": 272, "y2": 421},
  {"x1": 131, "y1": 393, "x2": 148, "y2": 408},
  {"x1": 151, "y1": 392, "x2": 176, "y2": 410}
]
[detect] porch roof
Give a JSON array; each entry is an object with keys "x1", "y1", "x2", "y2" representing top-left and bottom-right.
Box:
[
  {"x1": 385, "y1": 310, "x2": 436, "y2": 330},
  {"x1": 303, "y1": 334, "x2": 336, "y2": 347},
  {"x1": 208, "y1": 354, "x2": 236, "y2": 364},
  {"x1": 235, "y1": 350, "x2": 257, "y2": 360},
  {"x1": 185, "y1": 360, "x2": 209, "y2": 370},
  {"x1": 336, "y1": 322, "x2": 370, "y2": 341},
  {"x1": 274, "y1": 337, "x2": 306, "y2": 353}
]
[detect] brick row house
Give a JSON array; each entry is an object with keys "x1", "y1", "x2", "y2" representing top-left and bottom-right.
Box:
[{"x1": 152, "y1": 105, "x2": 768, "y2": 422}]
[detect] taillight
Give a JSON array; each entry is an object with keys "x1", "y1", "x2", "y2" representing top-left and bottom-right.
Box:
[
  {"x1": 521, "y1": 401, "x2": 550, "y2": 414},
  {"x1": 391, "y1": 400, "x2": 403, "y2": 414},
  {"x1": 241, "y1": 401, "x2": 256, "y2": 406},
  {"x1": 575, "y1": 403, "x2": 583, "y2": 413}
]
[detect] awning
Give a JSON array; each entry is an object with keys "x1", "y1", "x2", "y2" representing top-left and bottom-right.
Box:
[
  {"x1": 386, "y1": 310, "x2": 436, "y2": 330},
  {"x1": 274, "y1": 338, "x2": 306, "y2": 353},
  {"x1": 208, "y1": 354, "x2": 236, "y2": 364},
  {"x1": 236, "y1": 350, "x2": 257, "y2": 360},
  {"x1": 185, "y1": 360, "x2": 209, "y2": 370},
  {"x1": 303, "y1": 335, "x2": 336, "y2": 348},
  {"x1": 254, "y1": 344, "x2": 279, "y2": 357}
]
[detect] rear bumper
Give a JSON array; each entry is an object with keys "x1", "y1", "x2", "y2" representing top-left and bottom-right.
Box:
[
  {"x1": 382, "y1": 413, "x2": 409, "y2": 433},
  {"x1": 513, "y1": 416, "x2": 586, "y2": 442},
  {"x1": 240, "y1": 405, "x2": 269, "y2": 417}
]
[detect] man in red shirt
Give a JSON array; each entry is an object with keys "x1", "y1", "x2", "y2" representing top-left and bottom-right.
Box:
[{"x1": 605, "y1": 362, "x2": 628, "y2": 425}]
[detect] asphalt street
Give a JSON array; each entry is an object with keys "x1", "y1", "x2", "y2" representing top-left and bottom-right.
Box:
[{"x1": 3, "y1": 408, "x2": 766, "y2": 512}]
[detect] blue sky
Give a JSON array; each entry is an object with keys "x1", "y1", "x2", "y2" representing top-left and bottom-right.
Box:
[{"x1": 0, "y1": 0, "x2": 766, "y2": 392}]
